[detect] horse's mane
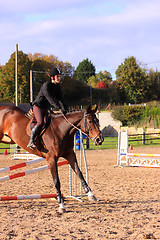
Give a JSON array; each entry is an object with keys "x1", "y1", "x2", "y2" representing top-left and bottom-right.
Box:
[
  {"x1": 53, "y1": 109, "x2": 84, "y2": 118},
  {"x1": 0, "y1": 105, "x2": 85, "y2": 117},
  {"x1": 0, "y1": 105, "x2": 84, "y2": 119}
]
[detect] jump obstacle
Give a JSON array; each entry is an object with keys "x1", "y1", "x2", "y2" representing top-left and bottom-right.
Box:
[
  {"x1": 12, "y1": 153, "x2": 40, "y2": 160},
  {"x1": 0, "y1": 158, "x2": 68, "y2": 183},
  {"x1": 117, "y1": 130, "x2": 160, "y2": 168},
  {"x1": 10, "y1": 144, "x2": 40, "y2": 160},
  {"x1": 0, "y1": 194, "x2": 58, "y2": 201},
  {"x1": 0, "y1": 131, "x2": 88, "y2": 202},
  {"x1": 68, "y1": 131, "x2": 88, "y2": 201}
]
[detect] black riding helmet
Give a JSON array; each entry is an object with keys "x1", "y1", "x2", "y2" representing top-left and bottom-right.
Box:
[{"x1": 49, "y1": 67, "x2": 60, "y2": 77}]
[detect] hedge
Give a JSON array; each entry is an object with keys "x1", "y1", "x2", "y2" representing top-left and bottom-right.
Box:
[{"x1": 111, "y1": 105, "x2": 160, "y2": 128}]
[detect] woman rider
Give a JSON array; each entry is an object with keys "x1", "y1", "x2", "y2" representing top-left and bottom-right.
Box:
[{"x1": 27, "y1": 67, "x2": 68, "y2": 150}]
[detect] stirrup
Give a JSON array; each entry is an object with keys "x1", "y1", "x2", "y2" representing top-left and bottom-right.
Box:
[{"x1": 27, "y1": 140, "x2": 37, "y2": 150}]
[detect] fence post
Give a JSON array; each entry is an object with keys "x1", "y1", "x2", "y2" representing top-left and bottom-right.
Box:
[
  {"x1": 142, "y1": 131, "x2": 145, "y2": 145},
  {"x1": 86, "y1": 137, "x2": 89, "y2": 149}
]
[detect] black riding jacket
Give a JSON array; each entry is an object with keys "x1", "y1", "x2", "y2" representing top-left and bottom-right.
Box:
[{"x1": 33, "y1": 81, "x2": 68, "y2": 111}]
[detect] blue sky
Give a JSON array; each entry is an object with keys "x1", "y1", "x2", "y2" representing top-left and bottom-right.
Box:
[{"x1": 1, "y1": 0, "x2": 160, "y2": 80}]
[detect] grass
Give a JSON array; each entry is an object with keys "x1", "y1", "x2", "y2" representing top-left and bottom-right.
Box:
[
  {"x1": 1, "y1": 135, "x2": 160, "y2": 153},
  {"x1": 128, "y1": 135, "x2": 160, "y2": 148},
  {"x1": 86, "y1": 137, "x2": 118, "y2": 150},
  {"x1": 85, "y1": 135, "x2": 160, "y2": 150},
  {"x1": 0, "y1": 143, "x2": 11, "y2": 154}
]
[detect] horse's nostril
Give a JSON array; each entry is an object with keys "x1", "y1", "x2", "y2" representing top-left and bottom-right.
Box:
[{"x1": 95, "y1": 137, "x2": 102, "y2": 145}]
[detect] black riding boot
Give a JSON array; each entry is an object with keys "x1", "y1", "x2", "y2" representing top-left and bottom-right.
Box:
[{"x1": 27, "y1": 125, "x2": 41, "y2": 150}]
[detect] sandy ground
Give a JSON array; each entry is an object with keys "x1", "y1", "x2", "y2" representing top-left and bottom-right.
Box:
[{"x1": 0, "y1": 146, "x2": 160, "y2": 239}]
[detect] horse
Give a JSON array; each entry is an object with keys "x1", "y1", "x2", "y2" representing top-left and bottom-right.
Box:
[{"x1": 0, "y1": 104, "x2": 104, "y2": 212}]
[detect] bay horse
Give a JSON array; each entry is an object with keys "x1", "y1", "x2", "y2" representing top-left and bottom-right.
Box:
[{"x1": 0, "y1": 104, "x2": 104, "y2": 212}]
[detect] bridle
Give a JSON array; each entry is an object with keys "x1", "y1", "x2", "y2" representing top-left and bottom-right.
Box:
[
  {"x1": 62, "y1": 111, "x2": 101, "y2": 141},
  {"x1": 83, "y1": 112, "x2": 102, "y2": 141}
]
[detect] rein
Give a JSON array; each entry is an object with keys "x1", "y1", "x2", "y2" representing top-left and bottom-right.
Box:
[
  {"x1": 62, "y1": 113, "x2": 89, "y2": 138},
  {"x1": 62, "y1": 112, "x2": 101, "y2": 141}
]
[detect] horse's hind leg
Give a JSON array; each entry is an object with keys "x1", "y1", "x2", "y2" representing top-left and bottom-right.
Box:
[
  {"x1": 46, "y1": 154, "x2": 65, "y2": 213},
  {"x1": 65, "y1": 151, "x2": 98, "y2": 201}
]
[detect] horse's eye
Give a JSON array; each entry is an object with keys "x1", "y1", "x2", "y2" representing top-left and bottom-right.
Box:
[{"x1": 88, "y1": 120, "x2": 92, "y2": 123}]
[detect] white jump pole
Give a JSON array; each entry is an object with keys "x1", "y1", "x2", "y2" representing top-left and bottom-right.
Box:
[
  {"x1": 67, "y1": 130, "x2": 88, "y2": 202},
  {"x1": 0, "y1": 157, "x2": 45, "y2": 173},
  {"x1": 0, "y1": 193, "x2": 58, "y2": 201},
  {"x1": 0, "y1": 160, "x2": 68, "y2": 183}
]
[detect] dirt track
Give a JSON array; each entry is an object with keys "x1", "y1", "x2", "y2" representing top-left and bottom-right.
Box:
[{"x1": 0, "y1": 147, "x2": 160, "y2": 239}]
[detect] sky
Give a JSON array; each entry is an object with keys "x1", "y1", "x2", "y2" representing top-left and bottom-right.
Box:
[{"x1": 1, "y1": 0, "x2": 160, "y2": 80}]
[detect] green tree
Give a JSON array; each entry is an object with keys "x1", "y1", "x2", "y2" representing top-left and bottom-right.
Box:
[
  {"x1": 147, "y1": 69, "x2": 160, "y2": 100},
  {"x1": 61, "y1": 76, "x2": 88, "y2": 105},
  {"x1": 87, "y1": 75, "x2": 99, "y2": 88},
  {"x1": 0, "y1": 51, "x2": 32, "y2": 103},
  {"x1": 87, "y1": 70, "x2": 112, "y2": 88},
  {"x1": 76, "y1": 58, "x2": 96, "y2": 83},
  {"x1": 115, "y1": 56, "x2": 150, "y2": 103},
  {"x1": 96, "y1": 71, "x2": 112, "y2": 85}
]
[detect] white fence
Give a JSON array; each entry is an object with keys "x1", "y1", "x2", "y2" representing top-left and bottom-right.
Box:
[{"x1": 116, "y1": 130, "x2": 160, "y2": 168}]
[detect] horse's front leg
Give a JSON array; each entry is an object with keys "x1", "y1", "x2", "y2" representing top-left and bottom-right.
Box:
[
  {"x1": 46, "y1": 154, "x2": 65, "y2": 213},
  {"x1": 65, "y1": 151, "x2": 98, "y2": 201}
]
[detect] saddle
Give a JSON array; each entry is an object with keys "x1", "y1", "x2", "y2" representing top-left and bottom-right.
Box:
[{"x1": 26, "y1": 108, "x2": 51, "y2": 150}]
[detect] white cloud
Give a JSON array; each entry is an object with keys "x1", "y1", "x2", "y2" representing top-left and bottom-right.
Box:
[{"x1": 0, "y1": 0, "x2": 160, "y2": 77}]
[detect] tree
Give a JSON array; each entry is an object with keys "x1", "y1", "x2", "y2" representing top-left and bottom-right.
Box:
[
  {"x1": 147, "y1": 69, "x2": 160, "y2": 100},
  {"x1": 76, "y1": 58, "x2": 96, "y2": 83},
  {"x1": 28, "y1": 53, "x2": 75, "y2": 100},
  {"x1": 28, "y1": 53, "x2": 74, "y2": 77},
  {"x1": 96, "y1": 81, "x2": 107, "y2": 88},
  {"x1": 61, "y1": 76, "x2": 88, "y2": 105},
  {"x1": 87, "y1": 75, "x2": 99, "y2": 88},
  {"x1": 96, "y1": 71, "x2": 112, "y2": 85},
  {"x1": 88, "y1": 70, "x2": 112, "y2": 88},
  {"x1": 0, "y1": 51, "x2": 32, "y2": 102},
  {"x1": 115, "y1": 56, "x2": 150, "y2": 103}
]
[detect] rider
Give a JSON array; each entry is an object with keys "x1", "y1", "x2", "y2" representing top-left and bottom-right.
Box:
[{"x1": 27, "y1": 67, "x2": 68, "y2": 150}]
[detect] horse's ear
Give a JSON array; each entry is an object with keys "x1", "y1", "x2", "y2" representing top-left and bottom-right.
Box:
[
  {"x1": 86, "y1": 104, "x2": 98, "y2": 114},
  {"x1": 92, "y1": 104, "x2": 98, "y2": 113},
  {"x1": 86, "y1": 105, "x2": 92, "y2": 114}
]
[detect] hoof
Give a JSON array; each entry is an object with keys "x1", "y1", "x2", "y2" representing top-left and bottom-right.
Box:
[
  {"x1": 58, "y1": 203, "x2": 66, "y2": 214},
  {"x1": 87, "y1": 191, "x2": 99, "y2": 201},
  {"x1": 58, "y1": 208, "x2": 66, "y2": 214}
]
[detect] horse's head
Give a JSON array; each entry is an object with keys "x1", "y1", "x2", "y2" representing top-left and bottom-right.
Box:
[{"x1": 82, "y1": 105, "x2": 104, "y2": 146}]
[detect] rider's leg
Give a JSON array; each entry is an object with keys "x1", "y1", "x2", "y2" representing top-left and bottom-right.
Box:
[{"x1": 27, "y1": 105, "x2": 44, "y2": 150}]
